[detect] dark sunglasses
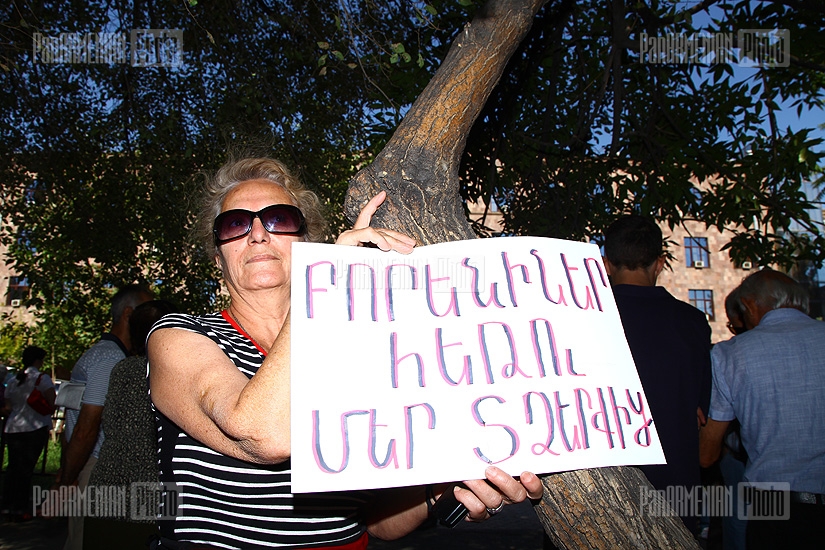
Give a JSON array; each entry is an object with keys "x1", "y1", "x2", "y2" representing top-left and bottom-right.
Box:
[
  {"x1": 726, "y1": 322, "x2": 748, "y2": 336},
  {"x1": 213, "y1": 204, "x2": 307, "y2": 245}
]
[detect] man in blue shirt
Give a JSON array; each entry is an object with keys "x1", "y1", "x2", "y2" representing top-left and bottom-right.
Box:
[{"x1": 700, "y1": 268, "x2": 825, "y2": 549}]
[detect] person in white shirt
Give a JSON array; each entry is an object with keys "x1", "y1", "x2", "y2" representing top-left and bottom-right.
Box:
[{"x1": 1, "y1": 346, "x2": 55, "y2": 521}]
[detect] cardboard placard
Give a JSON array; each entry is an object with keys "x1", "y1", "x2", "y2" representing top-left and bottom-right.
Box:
[{"x1": 290, "y1": 237, "x2": 664, "y2": 493}]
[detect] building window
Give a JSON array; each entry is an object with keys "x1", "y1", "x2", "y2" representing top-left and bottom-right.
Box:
[
  {"x1": 689, "y1": 289, "x2": 714, "y2": 321},
  {"x1": 5, "y1": 276, "x2": 29, "y2": 306},
  {"x1": 684, "y1": 237, "x2": 710, "y2": 268}
]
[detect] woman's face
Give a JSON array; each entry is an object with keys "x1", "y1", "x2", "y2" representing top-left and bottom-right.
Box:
[{"x1": 216, "y1": 179, "x2": 302, "y2": 296}]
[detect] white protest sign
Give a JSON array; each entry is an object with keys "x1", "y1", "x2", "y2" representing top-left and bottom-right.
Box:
[{"x1": 290, "y1": 236, "x2": 664, "y2": 493}]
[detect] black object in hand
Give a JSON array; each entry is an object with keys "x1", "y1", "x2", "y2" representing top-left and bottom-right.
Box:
[{"x1": 433, "y1": 482, "x2": 469, "y2": 528}]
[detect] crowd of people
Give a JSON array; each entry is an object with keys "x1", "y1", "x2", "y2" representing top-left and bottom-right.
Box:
[
  {"x1": 1, "y1": 156, "x2": 823, "y2": 550},
  {"x1": 604, "y1": 214, "x2": 824, "y2": 549}
]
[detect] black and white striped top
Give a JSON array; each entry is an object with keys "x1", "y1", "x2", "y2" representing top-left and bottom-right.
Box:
[{"x1": 149, "y1": 312, "x2": 368, "y2": 549}]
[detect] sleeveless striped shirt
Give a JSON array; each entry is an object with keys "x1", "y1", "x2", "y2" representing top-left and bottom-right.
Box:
[{"x1": 149, "y1": 312, "x2": 368, "y2": 548}]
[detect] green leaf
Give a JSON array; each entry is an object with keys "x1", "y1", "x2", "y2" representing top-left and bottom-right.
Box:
[
  {"x1": 332, "y1": 50, "x2": 344, "y2": 61},
  {"x1": 424, "y1": 4, "x2": 438, "y2": 16}
]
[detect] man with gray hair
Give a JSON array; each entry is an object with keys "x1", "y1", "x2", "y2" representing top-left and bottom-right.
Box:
[
  {"x1": 699, "y1": 268, "x2": 825, "y2": 549},
  {"x1": 58, "y1": 283, "x2": 154, "y2": 550}
]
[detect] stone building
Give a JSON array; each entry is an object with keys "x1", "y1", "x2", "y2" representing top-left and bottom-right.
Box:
[
  {"x1": 467, "y1": 199, "x2": 749, "y2": 343},
  {"x1": 0, "y1": 240, "x2": 33, "y2": 325},
  {"x1": 656, "y1": 221, "x2": 752, "y2": 343}
]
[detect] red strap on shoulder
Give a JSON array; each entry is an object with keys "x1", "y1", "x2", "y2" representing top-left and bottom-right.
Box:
[{"x1": 221, "y1": 310, "x2": 267, "y2": 356}]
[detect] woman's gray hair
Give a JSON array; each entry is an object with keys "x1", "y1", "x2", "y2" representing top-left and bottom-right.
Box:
[
  {"x1": 194, "y1": 157, "x2": 328, "y2": 258},
  {"x1": 738, "y1": 268, "x2": 810, "y2": 315}
]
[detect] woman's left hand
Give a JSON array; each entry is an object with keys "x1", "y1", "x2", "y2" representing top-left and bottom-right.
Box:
[
  {"x1": 336, "y1": 191, "x2": 416, "y2": 254},
  {"x1": 455, "y1": 467, "x2": 544, "y2": 522}
]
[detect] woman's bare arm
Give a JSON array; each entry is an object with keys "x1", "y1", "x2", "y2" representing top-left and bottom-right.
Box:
[{"x1": 148, "y1": 314, "x2": 292, "y2": 464}]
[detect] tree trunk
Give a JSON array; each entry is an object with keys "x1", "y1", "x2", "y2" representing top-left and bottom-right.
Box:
[
  {"x1": 345, "y1": 0, "x2": 700, "y2": 547},
  {"x1": 536, "y1": 467, "x2": 700, "y2": 549},
  {"x1": 344, "y1": 0, "x2": 548, "y2": 243}
]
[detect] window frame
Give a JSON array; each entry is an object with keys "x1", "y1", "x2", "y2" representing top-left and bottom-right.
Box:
[{"x1": 688, "y1": 289, "x2": 715, "y2": 321}]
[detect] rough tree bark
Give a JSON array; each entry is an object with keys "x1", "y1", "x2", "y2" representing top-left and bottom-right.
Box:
[{"x1": 344, "y1": 0, "x2": 700, "y2": 548}]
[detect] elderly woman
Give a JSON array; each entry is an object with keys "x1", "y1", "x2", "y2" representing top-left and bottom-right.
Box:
[{"x1": 147, "y1": 158, "x2": 542, "y2": 549}]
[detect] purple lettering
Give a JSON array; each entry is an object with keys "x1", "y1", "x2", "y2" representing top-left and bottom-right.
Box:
[
  {"x1": 311, "y1": 409, "x2": 369, "y2": 474},
  {"x1": 306, "y1": 261, "x2": 336, "y2": 319},
  {"x1": 478, "y1": 322, "x2": 526, "y2": 384},
  {"x1": 592, "y1": 388, "x2": 616, "y2": 448},
  {"x1": 501, "y1": 252, "x2": 530, "y2": 307},
  {"x1": 530, "y1": 318, "x2": 561, "y2": 377},
  {"x1": 471, "y1": 395, "x2": 519, "y2": 464},
  {"x1": 560, "y1": 253, "x2": 596, "y2": 310},
  {"x1": 367, "y1": 409, "x2": 399, "y2": 469},
  {"x1": 529, "y1": 249, "x2": 567, "y2": 305},
  {"x1": 565, "y1": 348, "x2": 584, "y2": 376},
  {"x1": 626, "y1": 390, "x2": 654, "y2": 447},
  {"x1": 435, "y1": 328, "x2": 473, "y2": 386},
  {"x1": 607, "y1": 387, "x2": 631, "y2": 449},
  {"x1": 404, "y1": 403, "x2": 436, "y2": 469},
  {"x1": 424, "y1": 264, "x2": 461, "y2": 317},
  {"x1": 385, "y1": 263, "x2": 418, "y2": 321},
  {"x1": 553, "y1": 391, "x2": 585, "y2": 452},
  {"x1": 523, "y1": 391, "x2": 560, "y2": 456},
  {"x1": 347, "y1": 263, "x2": 377, "y2": 321},
  {"x1": 573, "y1": 388, "x2": 591, "y2": 449},
  {"x1": 583, "y1": 257, "x2": 607, "y2": 312},
  {"x1": 389, "y1": 332, "x2": 425, "y2": 388},
  {"x1": 462, "y1": 258, "x2": 505, "y2": 309}
]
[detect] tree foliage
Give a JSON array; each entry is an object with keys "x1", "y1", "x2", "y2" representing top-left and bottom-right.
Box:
[
  {"x1": 0, "y1": 0, "x2": 418, "y2": 365},
  {"x1": 0, "y1": 318, "x2": 32, "y2": 369},
  {"x1": 458, "y1": 0, "x2": 825, "y2": 267},
  {"x1": 1, "y1": 0, "x2": 824, "y2": 367}
]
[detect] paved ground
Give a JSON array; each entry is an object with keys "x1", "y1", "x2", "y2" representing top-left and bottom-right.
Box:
[
  {"x1": 0, "y1": 500, "x2": 547, "y2": 550},
  {"x1": 0, "y1": 515, "x2": 66, "y2": 550},
  {"x1": 0, "y1": 486, "x2": 718, "y2": 549},
  {"x1": 372, "y1": 501, "x2": 549, "y2": 550}
]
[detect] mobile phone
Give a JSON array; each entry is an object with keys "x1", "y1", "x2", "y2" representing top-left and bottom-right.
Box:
[{"x1": 433, "y1": 482, "x2": 469, "y2": 528}]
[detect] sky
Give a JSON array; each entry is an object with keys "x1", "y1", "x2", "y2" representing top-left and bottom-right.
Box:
[{"x1": 687, "y1": 1, "x2": 825, "y2": 150}]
